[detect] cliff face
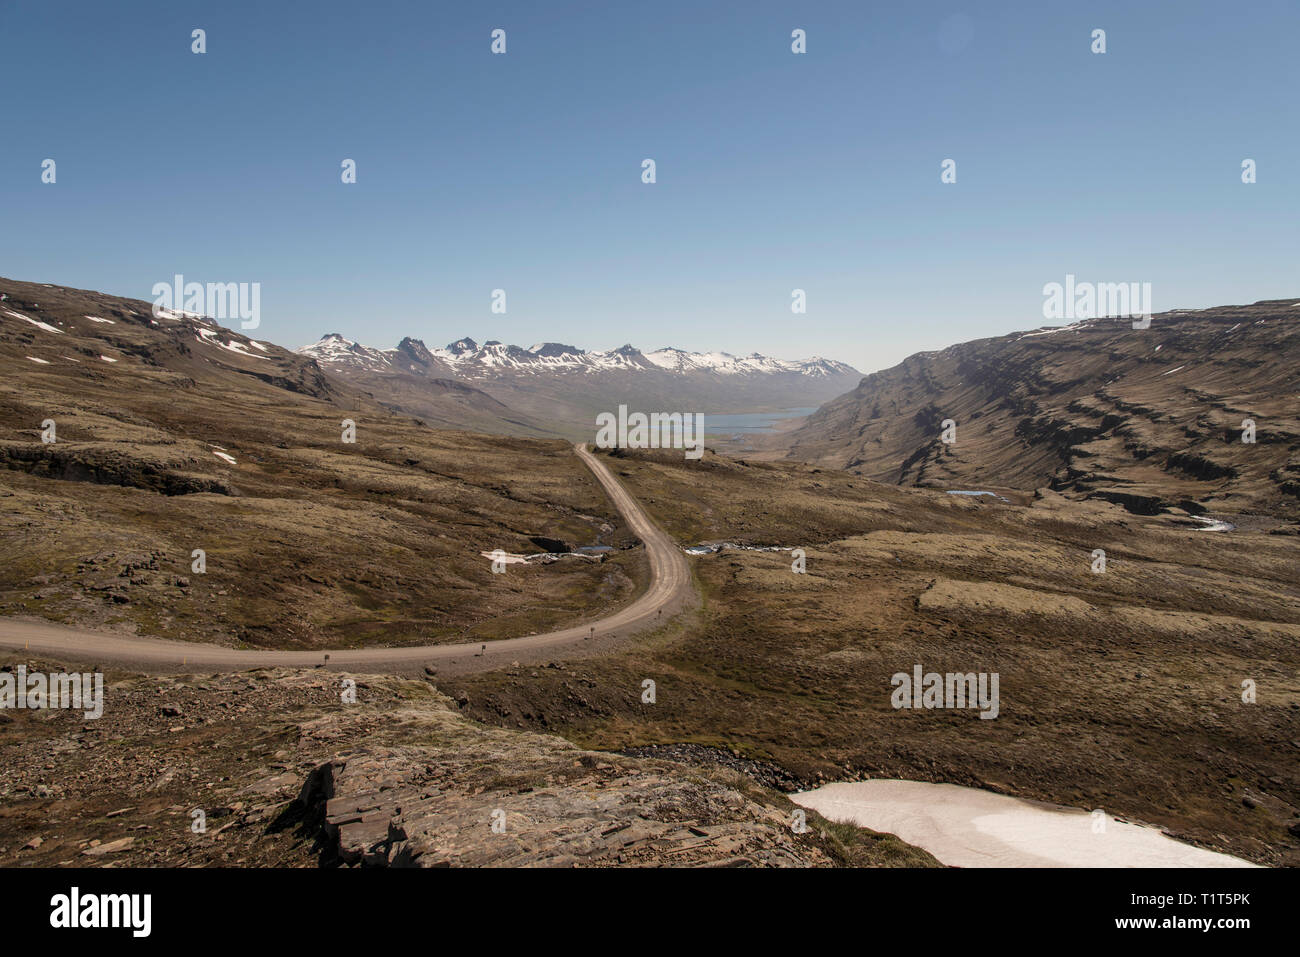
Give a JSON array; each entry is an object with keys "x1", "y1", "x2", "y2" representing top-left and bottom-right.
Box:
[{"x1": 787, "y1": 300, "x2": 1300, "y2": 517}]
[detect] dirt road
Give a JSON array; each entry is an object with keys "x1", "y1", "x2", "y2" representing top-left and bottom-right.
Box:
[{"x1": 0, "y1": 444, "x2": 695, "y2": 675}]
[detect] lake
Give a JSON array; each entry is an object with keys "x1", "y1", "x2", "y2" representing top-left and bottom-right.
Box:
[{"x1": 704, "y1": 408, "x2": 818, "y2": 435}]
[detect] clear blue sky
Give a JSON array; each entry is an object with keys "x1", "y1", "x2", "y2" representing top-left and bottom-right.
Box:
[{"x1": 2, "y1": 0, "x2": 1296, "y2": 373}]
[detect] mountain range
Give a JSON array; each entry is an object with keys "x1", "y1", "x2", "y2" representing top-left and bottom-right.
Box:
[{"x1": 297, "y1": 334, "x2": 862, "y2": 439}]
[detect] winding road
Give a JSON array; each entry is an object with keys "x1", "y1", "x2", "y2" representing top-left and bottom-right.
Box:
[{"x1": 0, "y1": 444, "x2": 695, "y2": 675}]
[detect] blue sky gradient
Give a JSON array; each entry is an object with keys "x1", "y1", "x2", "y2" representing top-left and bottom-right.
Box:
[{"x1": 1, "y1": 0, "x2": 1296, "y2": 372}]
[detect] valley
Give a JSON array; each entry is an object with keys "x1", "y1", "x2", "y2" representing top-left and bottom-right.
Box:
[
  {"x1": 443, "y1": 446, "x2": 1300, "y2": 866},
  {"x1": 297, "y1": 333, "x2": 859, "y2": 442},
  {"x1": 1, "y1": 277, "x2": 1297, "y2": 870}
]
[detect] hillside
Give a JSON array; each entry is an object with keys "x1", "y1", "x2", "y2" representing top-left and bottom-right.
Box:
[
  {"x1": 445, "y1": 445, "x2": 1300, "y2": 865},
  {"x1": 786, "y1": 300, "x2": 1300, "y2": 519},
  {"x1": 0, "y1": 659, "x2": 936, "y2": 867},
  {"x1": 0, "y1": 278, "x2": 645, "y2": 648}
]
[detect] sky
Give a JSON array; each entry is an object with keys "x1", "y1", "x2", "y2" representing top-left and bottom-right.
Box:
[{"x1": 1, "y1": 0, "x2": 1296, "y2": 374}]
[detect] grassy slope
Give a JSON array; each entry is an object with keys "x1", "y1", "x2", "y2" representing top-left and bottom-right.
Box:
[
  {"x1": 0, "y1": 278, "x2": 646, "y2": 648},
  {"x1": 447, "y1": 447, "x2": 1300, "y2": 866}
]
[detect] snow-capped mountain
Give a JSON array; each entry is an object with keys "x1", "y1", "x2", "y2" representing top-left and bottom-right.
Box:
[
  {"x1": 295, "y1": 333, "x2": 862, "y2": 440},
  {"x1": 298, "y1": 332, "x2": 392, "y2": 370},
  {"x1": 642, "y1": 346, "x2": 852, "y2": 378},
  {"x1": 298, "y1": 334, "x2": 857, "y2": 380}
]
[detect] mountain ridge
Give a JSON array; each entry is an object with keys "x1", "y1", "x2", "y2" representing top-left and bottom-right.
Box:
[
  {"x1": 298, "y1": 332, "x2": 863, "y2": 439},
  {"x1": 785, "y1": 299, "x2": 1300, "y2": 518},
  {"x1": 297, "y1": 332, "x2": 858, "y2": 380}
]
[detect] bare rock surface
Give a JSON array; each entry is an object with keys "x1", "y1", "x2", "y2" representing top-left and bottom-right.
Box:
[{"x1": 0, "y1": 659, "x2": 934, "y2": 867}]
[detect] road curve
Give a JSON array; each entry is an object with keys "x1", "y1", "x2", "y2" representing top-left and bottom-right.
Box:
[{"x1": 0, "y1": 444, "x2": 695, "y2": 675}]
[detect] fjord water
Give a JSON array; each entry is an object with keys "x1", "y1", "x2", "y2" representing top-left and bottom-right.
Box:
[
  {"x1": 792, "y1": 781, "x2": 1258, "y2": 868},
  {"x1": 704, "y1": 407, "x2": 818, "y2": 435}
]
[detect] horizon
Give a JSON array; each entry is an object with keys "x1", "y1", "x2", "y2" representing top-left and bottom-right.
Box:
[
  {"x1": 10, "y1": 270, "x2": 1294, "y2": 378},
  {"x1": 286, "y1": 284, "x2": 1300, "y2": 374}
]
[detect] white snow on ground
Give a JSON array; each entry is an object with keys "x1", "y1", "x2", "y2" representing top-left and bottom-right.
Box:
[
  {"x1": 84, "y1": 315, "x2": 115, "y2": 324},
  {"x1": 196, "y1": 327, "x2": 270, "y2": 360},
  {"x1": 25, "y1": 356, "x2": 50, "y2": 364},
  {"x1": 1192, "y1": 516, "x2": 1236, "y2": 532},
  {"x1": 247, "y1": 340, "x2": 268, "y2": 351},
  {"x1": 222, "y1": 340, "x2": 270, "y2": 359},
  {"x1": 1016, "y1": 319, "x2": 1098, "y2": 341},
  {"x1": 478, "y1": 549, "x2": 604, "y2": 565},
  {"x1": 212, "y1": 451, "x2": 237, "y2": 465},
  {"x1": 643, "y1": 347, "x2": 845, "y2": 377},
  {"x1": 479, "y1": 551, "x2": 531, "y2": 565},
  {"x1": 792, "y1": 780, "x2": 1257, "y2": 868},
  {"x1": 61, "y1": 356, "x2": 81, "y2": 363},
  {"x1": 1019, "y1": 327, "x2": 1075, "y2": 339},
  {"x1": 99, "y1": 355, "x2": 118, "y2": 363},
  {"x1": 157, "y1": 308, "x2": 211, "y2": 322},
  {"x1": 1159, "y1": 365, "x2": 1185, "y2": 376},
  {"x1": 6, "y1": 309, "x2": 63, "y2": 334}
]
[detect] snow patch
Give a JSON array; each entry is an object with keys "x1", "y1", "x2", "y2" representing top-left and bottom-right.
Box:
[
  {"x1": 196, "y1": 327, "x2": 270, "y2": 360},
  {"x1": 1016, "y1": 319, "x2": 1097, "y2": 340},
  {"x1": 1191, "y1": 516, "x2": 1236, "y2": 533},
  {"x1": 6, "y1": 309, "x2": 63, "y2": 334}
]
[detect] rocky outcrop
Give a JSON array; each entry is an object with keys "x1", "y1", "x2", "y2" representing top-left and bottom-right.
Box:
[
  {"x1": 2, "y1": 664, "x2": 924, "y2": 868},
  {"x1": 304, "y1": 689, "x2": 839, "y2": 867},
  {"x1": 0, "y1": 441, "x2": 232, "y2": 495}
]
